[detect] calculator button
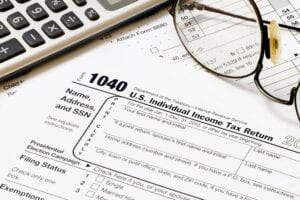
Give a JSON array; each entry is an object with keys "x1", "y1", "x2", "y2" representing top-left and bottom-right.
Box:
[
  {"x1": 73, "y1": 0, "x2": 86, "y2": 7},
  {"x1": 16, "y1": 0, "x2": 30, "y2": 3},
  {"x1": 7, "y1": 12, "x2": 30, "y2": 30},
  {"x1": 0, "y1": 0, "x2": 14, "y2": 12},
  {"x1": 42, "y1": 21, "x2": 64, "y2": 39},
  {"x1": 0, "y1": 38, "x2": 26, "y2": 63},
  {"x1": 0, "y1": 21, "x2": 10, "y2": 38},
  {"x1": 26, "y1": 3, "x2": 49, "y2": 21},
  {"x1": 45, "y1": 0, "x2": 67, "y2": 13},
  {"x1": 61, "y1": 12, "x2": 83, "y2": 30},
  {"x1": 85, "y1": 8, "x2": 100, "y2": 21},
  {"x1": 23, "y1": 29, "x2": 45, "y2": 47}
]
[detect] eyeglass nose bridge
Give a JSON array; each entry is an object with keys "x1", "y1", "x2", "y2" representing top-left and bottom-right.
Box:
[
  {"x1": 262, "y1": 25, "x2": 271, "y2": 60},
  {"x1": 254, "y1": 67, "x2": 296, "y2": 106}
]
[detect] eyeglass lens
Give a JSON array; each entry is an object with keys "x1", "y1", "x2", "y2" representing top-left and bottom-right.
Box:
[{"x1": 174, "y1": 0, "x2": 262, "y2": 78}]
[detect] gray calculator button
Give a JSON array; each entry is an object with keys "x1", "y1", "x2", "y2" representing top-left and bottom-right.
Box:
[
  {"x1": 0, "y1": 0, "x2": 14, "y2": 12},
  {"x1": 0, "y1": 21, "x2": 10, "y2": 38},
  {"x1": 85, "y1": 8, "x2": 99, "y2": 21},
  {"x1": 23, "y1": 29, "x2": 45, "y2": 47},
  {"x1": 42, "y1": 20, "x2": 64, "y2": 39},
  {"x1": 0, "y1": 38, "x2": 26, "y2": 63},
  {"x1": 73, "y1": 0, "x2": 86, "y2": 7},
  {"x1": 27, "y1": 3, "x2": 49, "y2": 21},
  {"x1": 7, "y1": 12, "x2": 30, "y2": 30},
  {"x1": 61, "y1": 11, "x2": 83, "y2": 30},
  {"x1": 45, "y1": 0, "x2": 67, "y2": 13}
]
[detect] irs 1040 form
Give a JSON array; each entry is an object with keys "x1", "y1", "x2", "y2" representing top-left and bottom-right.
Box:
[{"x1": 0, "y1": 47, "x2": 299, "y2": 200}]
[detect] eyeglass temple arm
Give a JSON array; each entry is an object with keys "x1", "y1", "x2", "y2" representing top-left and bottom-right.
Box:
[{"x1": 179, "y1": 0, "x2": 300, "y2": 32}]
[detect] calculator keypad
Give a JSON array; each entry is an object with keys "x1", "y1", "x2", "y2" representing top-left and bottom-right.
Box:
[
  {"x1": 42, "y1": 20, "x2": 65, "y2": 39},
  {"x1": 7, "y1": 12, "x2": 30, "y2": 30},
  {"x1": 0, "y1": 21, "x2": 10, "y2": 38},
  {"x1": 45, "y1": 0, "x2": 68, "y2": 13},
  {"x1": 0, "y1": 0, "x2": 14, "y2": 12},
  {"x1": 0, "y1": 39, "x2": 26, "y2": 63},
  {"x1": 0, "y1": 0, "x2": 103, "y2": 68},
  {"x1": 26, "y1": 3, "x2": 49, "y2": 21},
  {"x1": 23, "y1": 29, "x2": 45, "y2": 47}
]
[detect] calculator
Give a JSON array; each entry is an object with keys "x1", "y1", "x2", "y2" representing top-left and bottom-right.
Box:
[{"x1": 0, "y1": 0, "x2": 169, "y2": 82}]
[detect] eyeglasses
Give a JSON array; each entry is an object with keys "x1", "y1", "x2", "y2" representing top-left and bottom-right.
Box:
[{"x1": 171, "y1": 0, "x2": 300, "y2": 124}]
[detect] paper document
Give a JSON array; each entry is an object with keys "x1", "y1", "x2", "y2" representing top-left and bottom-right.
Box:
[
  {"x1": 105, "y1": 0, "x2": 300, "y2": 100},
  {"x1": 0, "y1": 45, "x2": 299, "y2": 200},
  {"x1": 2, "y1": 0, "x2": 300, "y2": 102},
  {"x1": 1, "y1": 1, "x2": 300, "y2": 199}
]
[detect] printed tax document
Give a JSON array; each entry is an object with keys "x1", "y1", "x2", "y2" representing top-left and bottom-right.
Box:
[
  {"x1": 1, "y1": 0, "x2": 300, "y2": 199},
  {"x1": 0, "y1": 42, "x2": 299, "y2": 200},
  {"x1": 3, "y1": 0, "x2": 300, "y2": 103}
]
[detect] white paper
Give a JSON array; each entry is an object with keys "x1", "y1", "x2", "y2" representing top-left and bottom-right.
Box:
[
  {"x1": 2, "y1": 0, "x2": 300, "y2": 103},
  {"x1": 0, "y1": 41, "x2": 300, "y2": 200},
  {"x1": 1, "y1": 1, "x2": 300, "y2": 200}
]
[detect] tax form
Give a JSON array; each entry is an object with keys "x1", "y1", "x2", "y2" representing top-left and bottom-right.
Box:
[
  {"x1": 103, "y1": 0, "x2": 300, "y2": 102},
  {"x1": 1, "y1": 0, "x2": 300, "y2": 102},
  {"x1": 0, "y1": 1, "x2": 300, "y2": 200},
  {"x1": 0, "y1": 40, "x2": 300, "y2": 200}
]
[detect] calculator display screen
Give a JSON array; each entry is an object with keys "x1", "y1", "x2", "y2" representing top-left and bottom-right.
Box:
[{"x1": 98, "y1": 0, "x2": 137, "y2": 11}]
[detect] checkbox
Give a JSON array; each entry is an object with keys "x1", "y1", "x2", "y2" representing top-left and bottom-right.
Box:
[
  {"x1": 150, "y1": 47, "x2": 159, "y2": 54},
  {"x1": 86, "y1": 191, "x2": 95, "y2": 198},
  {"x1": 95, "y1": 175, "x2": 105, "y2": 183},
  {"x1": 236, "y1": 47, "x2": 245, "y2": 54},
  {"x1": 90, "y1": 183, "x2": 100, "y2": 190}
]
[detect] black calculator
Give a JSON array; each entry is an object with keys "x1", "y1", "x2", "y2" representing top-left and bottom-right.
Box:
[{"x1": 0, "y1": 0, "x2": 169, "y2": 81}]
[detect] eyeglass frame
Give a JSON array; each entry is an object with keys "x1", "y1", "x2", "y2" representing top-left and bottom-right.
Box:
[{"x1": 169, "y1": 0, "x2": 300, "y2": 122}]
